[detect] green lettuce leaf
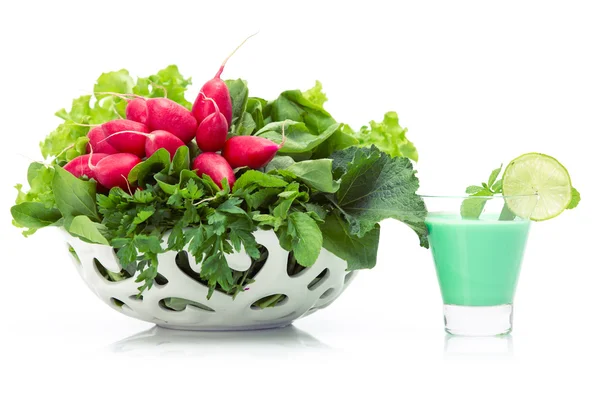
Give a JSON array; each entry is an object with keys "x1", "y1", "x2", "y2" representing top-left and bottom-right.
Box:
[
  {"x1": 133, "y1": 65, "x2": 192, "y2": 109},
  {"x1": 355, "y1": 112, "x2": 418, "y2": 161}
]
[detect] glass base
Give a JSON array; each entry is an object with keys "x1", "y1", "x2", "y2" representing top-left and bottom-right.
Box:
[{"x1": 444, "y1": 304, "x2": 513, "y2": 336}]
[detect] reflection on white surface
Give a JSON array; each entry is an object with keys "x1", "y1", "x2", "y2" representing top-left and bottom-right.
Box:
[
  {"x1": 444, "y1": 334, "x2": 513, "y2": 357},
  {"x1": 110, "y1": 325, "x2": 329, "y2": 356}
]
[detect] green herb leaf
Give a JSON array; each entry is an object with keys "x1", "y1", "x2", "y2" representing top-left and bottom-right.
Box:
[
  {"x1": 488, "y1": 164, "x2": 503, "y2": 187},
  {"x1": 200, "y1": 251, "x2": 233, "y2": 297},
  {"x1": 466, "y1": 185, "x2": 484, "y2": 195},
  {"x1": 491, "y1": 179, "x2": 503, "y2": 193},
  {"x1": 460, "y1": 189, "x2": 493, "y2": 219},
  {"x1": 287, "y1": 212, "x2": 323, "y2": 267}
]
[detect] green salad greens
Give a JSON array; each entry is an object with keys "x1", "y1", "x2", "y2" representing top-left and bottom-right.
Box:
[{"x1": 11, "y1": 65, "x2": 427, "y2": 299}]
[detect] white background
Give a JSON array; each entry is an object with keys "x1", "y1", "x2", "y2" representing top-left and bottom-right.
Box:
[{"x1": 1, "y1": 1, "x2": 598, "y2": 399}]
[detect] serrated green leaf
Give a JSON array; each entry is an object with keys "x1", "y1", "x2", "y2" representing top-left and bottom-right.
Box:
[{"x1": 332, "y1": 146, "x2": 427, "y2": 247}]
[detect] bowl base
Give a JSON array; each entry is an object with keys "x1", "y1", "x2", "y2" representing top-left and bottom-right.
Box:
[{"x1": 155, "y1": 322, "x2": 293, "y2": 332}]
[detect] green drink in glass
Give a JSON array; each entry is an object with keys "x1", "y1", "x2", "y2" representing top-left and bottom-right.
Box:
[{"x1": 422, "y1": 195, "x2": 538, "y2": 336}]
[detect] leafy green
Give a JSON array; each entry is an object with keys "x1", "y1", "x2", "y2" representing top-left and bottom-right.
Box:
[
  {"x1": 225, "y1": 79, "x2": 249, "y2": 131},
  {"x1": 322, "y1": 212, "x2": 380, "y2": 270},
  {"x1": 68, "y1": 215, "x2": 109, "y2": 245},
  {"x1": 133, "y1": 65, "x2": 193, "y2": 109},
  {"x1": 257, "y1": 121, "x2": 339, "y2": 155},
  {"x1": 286, "y1": 212, "x2": 323, "y2": 267},
  {"x1": 128, "y1": 149, "x2": 171, "y2": 186},
  {"x1": 13, "y1": 67, "x2": 431, "y2": 300},
  {"x1": 461, "y1": 164, "x2": 503, "y2": 219},
  {"x1": 284, "y1": 159, "x2": 339, "y2": 193},
  {"x1": 232, "y1": 170, "x2": 288, "y2": 192},
  {"x1": 10, "y1": 202, "x2": 62, "y2": 231},
  {"x1": 269, "y1": 85, "x2": 336, "y2": 134},
  {"x1": 354, "y1": 112, "x2": 418, "y2": 161},
  {"x1": 331, "y1": 145, "x2": 428, "y2": 247},
  {"x1": 52, "y1": 166, "x2": 98, "y2": 222},
  {"x1": 302, "y1": 80, "x2": 328, "y2": 107}
]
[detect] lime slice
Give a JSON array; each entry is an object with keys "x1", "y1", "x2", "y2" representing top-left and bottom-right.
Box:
[{"x1": 502, "y1": 153, "x2": 572, "y2": 221}]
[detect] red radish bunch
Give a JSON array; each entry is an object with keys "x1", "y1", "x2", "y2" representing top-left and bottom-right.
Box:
[{"x1": 65, "y1": 33, "x2": 284, "y2": 191}]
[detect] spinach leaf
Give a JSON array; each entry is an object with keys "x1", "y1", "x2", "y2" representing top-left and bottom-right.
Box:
[
  {"x1": 322, "y1": 211, "x2": 380, "y2": 270},
  {"x1": 225, "y1": 79, "x2": 249, "y2": 130},
  {"x1": 52, "y1": 166, "x2": 98, "y2": 222},
  {"x1": 285, "y1": 159, "x2": 339, "y2": 193},
  {"x1": 257, "y1": 121, "x2": 339, "y2": 155},
  {"x1": 68, "y1": 215, "x2": 110, "y2": 245},
  {"x1": 10, "y1": 202, "x2": 62, "y2": 229}
]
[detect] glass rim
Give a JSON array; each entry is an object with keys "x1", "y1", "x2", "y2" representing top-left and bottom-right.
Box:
[{"x1": 419, "y1": 194, "x2": 539, "y2": 200}]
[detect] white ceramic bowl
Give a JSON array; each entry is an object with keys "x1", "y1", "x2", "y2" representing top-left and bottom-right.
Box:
[{"x1": 63, "y1": 229, "x2": 356, "y2": 331}]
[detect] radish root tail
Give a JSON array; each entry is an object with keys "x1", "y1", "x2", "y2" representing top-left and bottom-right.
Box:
[
  {"x1": 199, "y1": 91, "x2": 221, "y2": 114},
  {"x1": 98, "y1": 130, "x2": 151, "y2": 144},
  {"x1": 216, "y1": 31, "x2": 259, "y2": 79}
]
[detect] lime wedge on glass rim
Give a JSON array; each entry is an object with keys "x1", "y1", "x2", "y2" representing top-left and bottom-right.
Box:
[{"x1": 502, "y1": 153, "x2": 573, "y2": 221}]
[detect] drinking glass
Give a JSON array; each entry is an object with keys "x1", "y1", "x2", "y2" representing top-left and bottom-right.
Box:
[{"x1": 422, "y1": 195, "x2": 538, "y2": 336}]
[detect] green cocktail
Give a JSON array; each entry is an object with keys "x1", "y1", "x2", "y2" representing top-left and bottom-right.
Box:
[
  {"x1": 426, "y1": 213, "x2": 530, "y2": 306},
  {"x1": 422, "y1": 195, "x2": 537, "y2": 336}
]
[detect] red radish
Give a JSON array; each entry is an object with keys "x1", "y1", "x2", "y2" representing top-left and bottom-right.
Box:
[
  {"x1": 104, "y1": 120, "x2": 149, "y2": 157},
  {"x1": 195, "y1": 94, "x2": 228, "y2": 152},
  {"x1": 87, "y1": 126, "x2": 119, "y2": 154},
  {"x1": 126, "y1": 98, "x2": 148, "y2": 124},
  {"x1": 64, "y1": 153, "x2": 109, "y2": 179},
  {"x1": 144, "y1": 130, "x2": 185, "y2": 159},
  {"x1": 146, "y1": 98, "x2": 198, "y2": 143},
  {"x1": 222, "y1": 136, "x2": 283, "y2": 169},
  {"x1": 192, "y1": 153, "x2": 236, "y2": 188},
  {"x1": 95, "y1": 153, "x2": 142, "y2": 191},
  {"x1": 192, "y1": 33, "x2": 257, "y2": 126}
]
